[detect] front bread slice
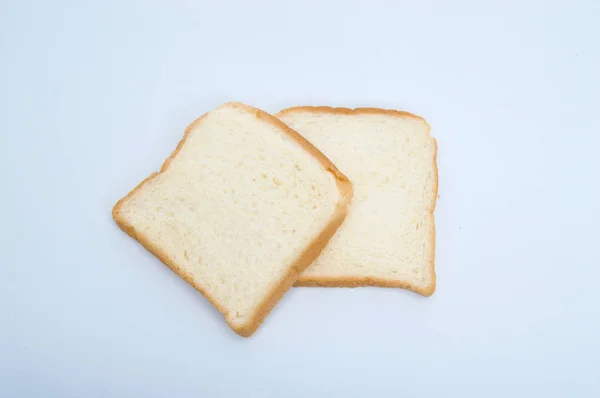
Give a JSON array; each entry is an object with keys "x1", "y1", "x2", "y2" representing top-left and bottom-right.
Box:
[
  {"x1": 277, "y1": 107, "x2": 438, "y2": 296},
  {"x1": 113, "y1": 102, "x2": 352, "y2": 336}
]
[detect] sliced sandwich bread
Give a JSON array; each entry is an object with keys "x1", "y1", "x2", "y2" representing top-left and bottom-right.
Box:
[
  {"x1": 277, "y1": 106, "x2": 437, "y2": 296},
  {"x1": 113, "y1": 102, "x2": 353, "y2": 336}
]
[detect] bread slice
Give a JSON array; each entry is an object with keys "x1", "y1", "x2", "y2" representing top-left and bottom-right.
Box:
[
  {"x1": 113, "y1": 102, "x2": 352, "y2": 336},
  {"x1": 277, "y1": 106, "x2": 438, "y2": 296}
]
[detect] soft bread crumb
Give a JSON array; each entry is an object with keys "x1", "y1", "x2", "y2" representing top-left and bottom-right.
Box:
[
  {"x1": 278, "y1": 107, "x2": 437, "y2": 296},
  {"x1": 113, "y1": 103, "x2": 352, "y2": 336}
]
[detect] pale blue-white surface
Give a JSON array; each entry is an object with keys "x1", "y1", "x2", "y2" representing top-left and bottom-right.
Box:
[{"x1": 1, "y1": 0, "x2": 599, "y2": 397}]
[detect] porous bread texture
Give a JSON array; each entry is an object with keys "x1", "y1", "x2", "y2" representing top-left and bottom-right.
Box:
[
  {"x1": 277, "y1": 106, "x2": 438, "y2": 296},
  {"x1": 113, "y1": 102, "x2": 352, "y2": 336}
]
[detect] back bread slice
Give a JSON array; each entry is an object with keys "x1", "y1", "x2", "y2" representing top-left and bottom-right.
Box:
[
  {"x1": 277, "y1": 106, "x2": 437, "y2": 296},
  {"x1": 113, "y1": 102, "x2": 353, "y2": 336}
]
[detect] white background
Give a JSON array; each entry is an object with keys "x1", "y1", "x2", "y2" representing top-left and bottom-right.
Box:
[{"x1": 2, "y1": 0, "x2": 599, "y2": 396}]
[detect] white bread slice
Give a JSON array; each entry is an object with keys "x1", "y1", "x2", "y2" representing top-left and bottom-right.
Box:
[
  {"x1": 113, "y1": 102, "x2": 352, "y2": 336},
  {"x1": 277, "y1": 107, "x2": 437, "y2": 296}
]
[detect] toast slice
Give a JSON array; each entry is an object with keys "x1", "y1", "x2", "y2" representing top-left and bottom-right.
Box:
[
  {"x1": 113, "y1": 102, "x2": 352, "y2": 336},
  {"x1": 277, "y1": 106, "x2": 437, "y2": 296}
]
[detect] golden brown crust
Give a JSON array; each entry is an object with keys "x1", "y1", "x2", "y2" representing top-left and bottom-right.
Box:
[
  {"x1": 295, "y1": 275, "x2": 435, "y2": 297},
  {"x1": 277, "y1": 105, "x2": 430, "y2": 127},
  {"x1": 112, "y1": 102, "x2": 352, "y2": 337},
  {"x1": 277, "y1": 106, "x2": 437, "y2": 296}
]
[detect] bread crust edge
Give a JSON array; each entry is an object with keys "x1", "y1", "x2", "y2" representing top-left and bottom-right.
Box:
[
  {"x1": 277, "y1": 106, "x2": 438, "y2": 297},
  {"x1": 112, "y1": 102, "x2": 353, "y2": 337}
]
